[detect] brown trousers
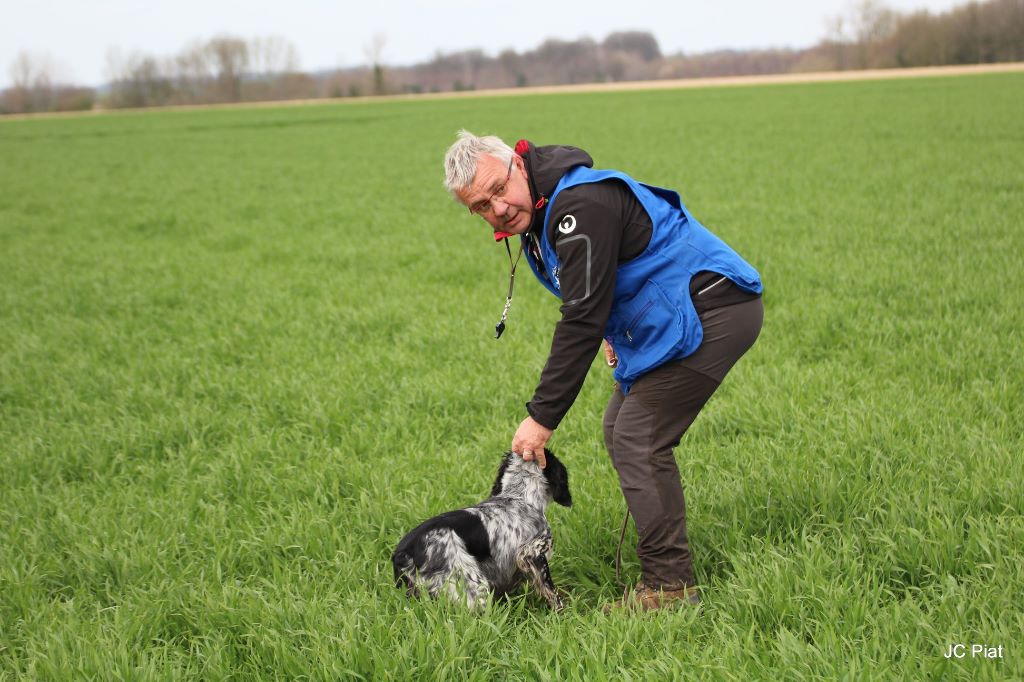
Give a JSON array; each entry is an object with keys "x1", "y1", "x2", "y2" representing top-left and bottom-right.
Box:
[{"x1": 602, "y1": 297, "x2": 763, "y2": 588}]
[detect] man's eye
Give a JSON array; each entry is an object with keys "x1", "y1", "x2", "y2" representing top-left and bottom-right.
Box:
[{"x1": 495, "y1": 184, "x2": 507, "y2": 196}]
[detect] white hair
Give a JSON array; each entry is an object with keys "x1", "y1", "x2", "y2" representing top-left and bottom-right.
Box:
[{"x1": 443, "y1": 130, "x2": 515, "y2": 199}]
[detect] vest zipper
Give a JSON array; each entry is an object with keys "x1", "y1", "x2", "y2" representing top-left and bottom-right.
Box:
[{"x1": 625, "y1": 300, "x2": 655, "y2": 343}]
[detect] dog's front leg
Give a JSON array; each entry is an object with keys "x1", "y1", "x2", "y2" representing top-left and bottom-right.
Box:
[{"x1": 515, "y1": 531, "x2": 565, "y2": 612}]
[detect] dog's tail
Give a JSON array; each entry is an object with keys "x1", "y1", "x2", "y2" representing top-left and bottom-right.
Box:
[{"x1": 392, "y1": 550, "x2": 418, "y2": 596}]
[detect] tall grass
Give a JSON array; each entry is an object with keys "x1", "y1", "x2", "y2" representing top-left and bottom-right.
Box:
[{"x1": 1, "y1": 73, "x2": 1022, "y2": 679}]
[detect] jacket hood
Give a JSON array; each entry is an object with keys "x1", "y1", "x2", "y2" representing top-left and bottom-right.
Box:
[
  {"x1": 513, "y1": 140, "x2": 592, "y2": 236},
  {"x1": 517, "y1": 140, "x2": 593, "y2": 200},
  {"x1": 516, "y1": 139, "x2": 593, "y2": 203}
]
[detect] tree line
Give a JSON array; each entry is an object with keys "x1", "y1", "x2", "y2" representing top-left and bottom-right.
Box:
[{"x1": 3, "y1": 0, "x2": 1021, "y2": 115}]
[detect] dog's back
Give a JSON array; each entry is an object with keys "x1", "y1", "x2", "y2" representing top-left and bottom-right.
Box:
[
  {"x1": 392, "y1": 509, "x2": 496, "y2": 607},
  {"x1": 392, "y1": 510, "x2": 490, "y2": 591}
]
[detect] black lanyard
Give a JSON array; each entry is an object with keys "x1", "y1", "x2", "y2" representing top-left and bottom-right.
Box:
[{"x1": 495, "y1": 237, "x2": 524, "y2": 339}]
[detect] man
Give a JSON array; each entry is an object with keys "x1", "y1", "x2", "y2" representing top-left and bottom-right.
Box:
[{"x1": 443, "y1": 131, "x2": 763, "y2": 611}]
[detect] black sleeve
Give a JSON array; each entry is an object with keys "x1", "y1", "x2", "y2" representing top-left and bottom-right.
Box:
[{"x1": 525, "y1": 185, "x2": 624, "y2": 430}]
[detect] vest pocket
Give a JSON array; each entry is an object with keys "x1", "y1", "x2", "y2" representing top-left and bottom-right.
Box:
[{"x1": 608, "y1": 279, "x2": 684, "y2": 379}]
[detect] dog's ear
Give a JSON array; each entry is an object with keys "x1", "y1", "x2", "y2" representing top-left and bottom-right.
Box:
[
  {"x1": 541, "y1": 449, "x2": 572, "y2": 507},
  {"x1": 491, "y1": 452, "x2": 514, "y2": 497}
]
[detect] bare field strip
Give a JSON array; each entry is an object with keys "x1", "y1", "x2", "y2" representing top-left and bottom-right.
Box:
[{"x1": 436, "y1": 61, "x2": 1024, "y2": 97}]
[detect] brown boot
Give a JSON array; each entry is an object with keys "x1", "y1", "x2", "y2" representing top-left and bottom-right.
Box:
[{"x1": 603, "y1": 582, "x2": 701, "y2": 613}]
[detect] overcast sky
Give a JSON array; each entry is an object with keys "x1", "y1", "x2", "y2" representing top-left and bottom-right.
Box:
[{"x1": 2, "y1": 0, "x2": 967, "y2": 89}]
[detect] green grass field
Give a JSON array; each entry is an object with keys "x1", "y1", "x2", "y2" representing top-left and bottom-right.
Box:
[{"x1": 2, "y1": 72, "x2": 1022, "y2": 680}]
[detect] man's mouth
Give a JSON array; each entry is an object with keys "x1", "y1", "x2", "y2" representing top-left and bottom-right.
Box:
[{"x1": 493, "y1": 210, "x2": 526, "y2": 240}]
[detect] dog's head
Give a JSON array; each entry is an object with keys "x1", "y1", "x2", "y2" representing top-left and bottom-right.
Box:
[{"x1": 490, "y1": 449, "x2": 572, "y2": 507}]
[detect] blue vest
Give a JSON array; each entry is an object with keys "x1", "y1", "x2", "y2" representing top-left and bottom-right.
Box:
[{"x1": 523, "y1": 166, "x2": 763, "y2": 394}]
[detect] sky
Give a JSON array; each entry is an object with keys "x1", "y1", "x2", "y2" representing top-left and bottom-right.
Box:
[{"x1": 1, "y1": 0, "x2": 968, "y2": 89}]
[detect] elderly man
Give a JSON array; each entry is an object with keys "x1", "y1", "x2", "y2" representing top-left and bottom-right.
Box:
[{"x1": 443, "y1": 131, "x2": 763, "y2": 611}]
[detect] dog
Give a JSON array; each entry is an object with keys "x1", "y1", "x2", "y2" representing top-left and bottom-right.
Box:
[{"x1": 391, "y1": 449, "x2": 571, "y2": 611}]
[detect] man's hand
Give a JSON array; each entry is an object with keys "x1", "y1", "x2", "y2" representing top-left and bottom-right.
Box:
[
  {"x1": 603, "y1": 340, "x2": 618, "y2": 367},
  {"x1": 511, "y1": 416, "x2": 553, "y2": 469}
]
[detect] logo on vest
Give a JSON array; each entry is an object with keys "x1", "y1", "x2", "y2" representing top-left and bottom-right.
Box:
[{"x1": 558, "y1": 215, "x2": 576, "y2": 234}]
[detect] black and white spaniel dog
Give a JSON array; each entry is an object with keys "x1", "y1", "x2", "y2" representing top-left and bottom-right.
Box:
[{"x1": 392, "y1": 449, "x2": 571, "y2": 611}]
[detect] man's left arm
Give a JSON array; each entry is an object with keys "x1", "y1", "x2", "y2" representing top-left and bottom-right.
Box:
[{"x1": 512, "y1": 188, "x2": 623, "y2": 464}]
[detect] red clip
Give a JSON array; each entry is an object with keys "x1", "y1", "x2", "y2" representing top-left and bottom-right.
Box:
[{"x1": 534, "y1": 197, "x2": 547, "y2": 210}]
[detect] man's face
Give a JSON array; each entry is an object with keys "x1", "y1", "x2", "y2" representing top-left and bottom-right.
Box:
[{"x1": 456, "y1": 154, "x2": 534, "y2": 236}]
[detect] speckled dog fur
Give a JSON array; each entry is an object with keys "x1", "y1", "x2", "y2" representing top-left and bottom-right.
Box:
[{"x1": 392, "y1": 450, "x2": 572, "y2": 610}]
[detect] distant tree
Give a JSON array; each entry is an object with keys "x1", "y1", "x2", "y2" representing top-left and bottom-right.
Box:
[
  {"x1": 206, "y1": 35, "x2": 249, "y2": 101},
  {"x1": 5, "y1": 53, "x2": 34, "y2": 113},
  {"x1": 852, "y1": 0, "x2": 899, "y2": 66},
  {"x1": 242, "y1": 36, "x2": 304, "y2": 101},
  {"x1": 822, "y1": 0, "x2": 1024, "y2": 70},
  {"x1": 497, "y1": 48, "x2": 523, "y2": 87},
  {"x1": 852, "y1": 0, "x2": 899, "y2": 44},
  {"x1": 461, "y1": 50, "x2": 489, "y2": 88},
  {"x1": 822, "y1": 13, "x2": 851, "y2": 70},
  {"x1": 408, "y1": 49, "x2": 489, "y2": 92},
  {"x1": 881, "y1": 11, "x2": 943, "y2": 66},
  {"x1": 53, "y1": 86, "x2": 94, "y2": 111},
  {"x1": 249, "y1": 36, "x2": 300, "y2": 76},
  {"x1": 172, "y1": 40, "x2": 213, "y2": 103},
  {"x1": 5, "y1": 51, "x2": 55, "y2": 113},
  {"x1": 989, "y1": 0, "x2": 1024, "y2": 61},
  {"x1": 9, "y1": 51, "x2": 39, "y2": 90},
  {"x1": 941, "y1": 0, "x2": 1024, "y2": 63},
  {"x1": 2, "y1": 51, "x2": 94, "y2": 114},
  {"x1": 661, "y1": 47, "x2": 803, "y2": 79},
  {"x1": 531, "y1": 38, "x2": 603, "y2": 84},
  {"x1": 106, "y1": 49, "x2": 175, "y2": 108},
  {"x1": 364, "y1": 33, "x2": 387, "y2": 95},
  {"x1": 603, "y1": 31, "x2": 662, "y2": 62}
]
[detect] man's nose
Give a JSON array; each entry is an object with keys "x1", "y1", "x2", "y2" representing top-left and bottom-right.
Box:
[{"x1": 492, "y1": 198, "x2": 510, "y2": 216}]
